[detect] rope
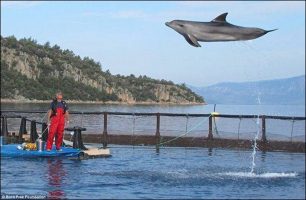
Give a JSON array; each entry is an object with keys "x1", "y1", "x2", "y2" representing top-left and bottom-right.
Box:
[
  {"x1": 39, "y1": 124, "x2": 50, "y2": 139},
  {"x1": 158, "y1": 115, "x2": 211, "y2": 146},
  {"x1": 40, "y1": 111, "x2": 48, "y2": 123},
  {"x1": 212, "y1": 104, "x2": 219, "y2": 136},
  {"x1": 213, "y1": 116, "x2": 219, "y2": 136}
]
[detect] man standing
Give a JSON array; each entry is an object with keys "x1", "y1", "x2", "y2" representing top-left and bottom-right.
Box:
[{"x1": 46, "y1": 91, "x2": 70, "y2": 151}]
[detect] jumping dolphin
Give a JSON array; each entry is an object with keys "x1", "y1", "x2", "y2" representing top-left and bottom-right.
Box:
[{"x1": 165, "y1": 13, "x2": 277, "y2": 47}]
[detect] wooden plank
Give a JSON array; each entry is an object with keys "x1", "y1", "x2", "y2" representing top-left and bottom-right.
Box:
[{"x1": 83, "y1": 148, "x2": 110, "y2": 157}]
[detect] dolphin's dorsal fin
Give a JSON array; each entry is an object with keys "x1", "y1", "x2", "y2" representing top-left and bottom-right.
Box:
[{"x1": 211, "y1": 13, "x2": 228, "y2": 22}]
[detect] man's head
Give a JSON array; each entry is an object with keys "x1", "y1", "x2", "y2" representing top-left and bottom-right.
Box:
[{"x1": 56, "y1": 91, "x2": 63, "y2": 101}]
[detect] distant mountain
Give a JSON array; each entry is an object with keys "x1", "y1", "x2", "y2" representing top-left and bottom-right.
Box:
[
  {"x1": 190, "y1": 75, "x2": 305, "y2": 105},
  {"x1": 1, "y1": 35, "x2": 203, "y2": 104}
]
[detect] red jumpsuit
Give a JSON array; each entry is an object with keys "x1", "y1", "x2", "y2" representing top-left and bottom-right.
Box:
[{"x1": 46, "y1": 107, "x2": 65, "y2": 150}]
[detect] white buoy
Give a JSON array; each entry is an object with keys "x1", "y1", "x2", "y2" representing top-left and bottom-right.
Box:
[{"x1": 210, "y1": 112, "x2": 220, "y2": 116}]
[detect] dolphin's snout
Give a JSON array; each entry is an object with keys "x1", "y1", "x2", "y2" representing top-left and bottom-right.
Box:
[{"x1": 165, "y1": 22, "x2": 170, "y2": 27}]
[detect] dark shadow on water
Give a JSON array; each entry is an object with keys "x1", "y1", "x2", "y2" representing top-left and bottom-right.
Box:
[
  {"x1": 47, "y1": 159, "x2": 66, "y2": 199},
  {"x1": 260, "y1": 151, "x2": 267, "y2": 162},
  {"x1": 155, "y1": 146, "x2": 160, "y2": 155},
  {"x1": 208, "y1": 147, "x2": 213, "y2": 156}
]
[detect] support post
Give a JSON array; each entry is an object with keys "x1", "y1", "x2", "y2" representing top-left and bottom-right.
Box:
[
  {"x1": 208, "y1": 115, "x2": 213, "y2": 140},
  {"x1": 77, "y1": 128, "x2": 87, "y2": 150},
  {"x1": 102, "y1": 112, "x2": 108, "y2": 149},
  {"x1": 155, "y1": 113, "x2": 160, "y2": 153},
  {"x1": 261, "y1": 115, "x2": 267, "y2": 143},
  {"x1": 72, "y1": 127, "x2": 87, "y2": 150},
  {"x1": 30, "y1": 120, "x2": 39, "y2": 143},
  {"x1": 65, "y1": 126, "x2": 87, "y2": 150},
  {"x1": 1, "y1": 116, "x2": 8, "y2": 137},
  {"x1": 18, "y1": 117, "x2": 27, "y2": 143}
]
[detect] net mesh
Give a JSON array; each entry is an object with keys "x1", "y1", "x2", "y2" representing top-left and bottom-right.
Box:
[
  {"x1": 160, "y1": 116, "x2": 209, "y2": 138},
  {"x1": 107, "y1": 115, "x2": 156, "y2": 136},
  {"x1": 265, "y1": 118, "x2": 305, "y2": 142},
  {"x1": 69, "y1": 113, "x2": 103, "y2": 134},
  {"x1": 213, "y1": 117, "x2": 259, "y2": 140},
  {"x1": 1, "y1": 112, "x2": 305, "y2": 143}
]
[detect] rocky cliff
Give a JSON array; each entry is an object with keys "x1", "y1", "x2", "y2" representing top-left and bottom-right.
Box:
[{"x1": 1, "y1": 36, "x2": 204, "y2": 104}]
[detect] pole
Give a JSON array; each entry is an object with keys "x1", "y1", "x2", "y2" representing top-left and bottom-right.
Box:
[
  {"x1": 1, "y1": 116, "x2": 8, "y2": 136},
  {"x1": 208, "y1": 115, "x2": 213, "y2": 140},
  {"x1": 102, "y1": 112, "x2": 108, "y2": 149},
  {"x1": 155, "y1": 113, "x2": 160, "y2": 153},
  {"x1": 261, "y1": 115, "x2": 267, "y2": 143}
]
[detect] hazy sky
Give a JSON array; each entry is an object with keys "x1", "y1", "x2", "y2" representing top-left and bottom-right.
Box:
[{"x1": 1, "y1": 1, "x2": 305, "y2": 86}]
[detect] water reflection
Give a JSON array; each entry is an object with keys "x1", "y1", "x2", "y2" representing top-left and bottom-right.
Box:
[
  {"x1": 47, "y1": 159, "x2": 66, "y2": 199},
  {"x1": 260, "y1": 151, "x2": 267, "y2": 162},
  {"x1": 208, "y1": 147, "x2": 213, "y2": 156}
]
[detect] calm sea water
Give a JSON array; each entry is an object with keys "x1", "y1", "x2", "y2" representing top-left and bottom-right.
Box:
[
  {"x1": 1, "y1": 103, "x2": 305, "y2": 199},
  {"x1": 1, "y1": 146, "x2": 305, "y2": 199},
  {"x1": 1, "y1": 103, "x2": 305, "y2": 116}
]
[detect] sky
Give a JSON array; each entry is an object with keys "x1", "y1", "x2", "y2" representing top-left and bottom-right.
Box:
[{"x1": 1, "y1": 1, "x2": 305, "y2": 87}]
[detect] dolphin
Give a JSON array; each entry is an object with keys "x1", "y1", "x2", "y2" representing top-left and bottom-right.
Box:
[{"x1": 165, "y1": 13, "x2": 277, "y2": 47}]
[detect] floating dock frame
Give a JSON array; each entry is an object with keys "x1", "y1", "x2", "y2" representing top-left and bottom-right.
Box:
[{"x1": 1, "y1": 110, "x2": 305, "y2": 153}]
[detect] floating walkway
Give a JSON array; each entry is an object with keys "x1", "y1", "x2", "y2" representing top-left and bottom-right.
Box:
[
  {"x1": 1, "y1": 124, "x2": 111, "y2": 159},
  {"x1": 1, "y1": 143, "x2": 111, "y2": 159},
  {"x1": 1, "y1": 144, "x2": 82, "y2": 158},
  {"x1": 63, "y1": 139, "x2": 111, "y2": 158}
]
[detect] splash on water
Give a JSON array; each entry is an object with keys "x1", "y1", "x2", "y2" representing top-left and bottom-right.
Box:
[
  {"x1": 166, "y1": 169, "x2": 189, "y2": 179},
  {"x1": 221, "y1": 172, "x2": 297, "y2": 178},
  {"x1": 250, "y1": 93, "x2": 263, "y2": 174},
  {"x1": 250, "y1": 115, "x2": 260, "y2": 174},
  {"x1": 256, "y1": 94, "x2": 261, "y2": 105}
]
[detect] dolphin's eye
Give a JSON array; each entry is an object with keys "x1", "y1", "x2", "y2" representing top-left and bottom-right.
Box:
[{"x1": 178, "y1": 24, "x2": 184, "y2": 27}]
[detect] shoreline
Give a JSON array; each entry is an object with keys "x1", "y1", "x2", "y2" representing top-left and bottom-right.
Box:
[{"x1": 0, "y1": 99, "x2": 206, "y2": 106}]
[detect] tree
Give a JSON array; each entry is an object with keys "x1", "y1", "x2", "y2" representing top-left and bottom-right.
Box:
[
  {"x1": 105, "y1": 69, "x2": 111, "y2": 75},
  {"x1": 44, "y1": 41, "x2": 51, "y2": 49},
  {"x1": 52, "y1": 44, "x2": 61, "y2": 51},
  {"x1": 6, "y1": 35, "x2": 18, "y2": 48}
]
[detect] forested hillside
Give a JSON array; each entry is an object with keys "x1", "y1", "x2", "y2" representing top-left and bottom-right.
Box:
[{"x1": 1, "y1": 35, "x2": 204, "y2": 104}]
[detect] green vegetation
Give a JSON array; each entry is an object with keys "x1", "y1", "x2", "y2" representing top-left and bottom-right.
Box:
[
  {"x1": 1, "y1": 35, "x2": 204, "y2": 103},
  {"x1": 1, "y1": 60, "x2": 117, "y2": 101}
]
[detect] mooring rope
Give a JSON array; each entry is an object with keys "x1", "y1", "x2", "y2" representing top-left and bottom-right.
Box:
[
  {"x1": 158, "y1": 115, "x2": 211, "y2": 146},
  {"x1": 40, "y1": 111, "x2": 48, "y2": 123},
  {"x1": 212, "y1": 104, "x2": 219, "y2": 136},
  {"x1": 213, "y1": 116, "x2": 219, "y2": 136}
]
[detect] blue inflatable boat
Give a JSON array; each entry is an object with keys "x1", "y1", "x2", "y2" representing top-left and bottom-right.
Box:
[{"x1": 1, "y1": 144, "x2": 83, "y2": 158}]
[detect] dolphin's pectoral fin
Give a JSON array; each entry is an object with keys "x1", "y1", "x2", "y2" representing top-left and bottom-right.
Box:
[
  {"x1": 211, "y1": 12, "x2": 228, "y2": 22},
  {"x1": 188, "y1": 35, "x2": 201, "y2": 47},
  {"x1": 183, "y1": 34, "x2": 201, "y2": 47}
]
